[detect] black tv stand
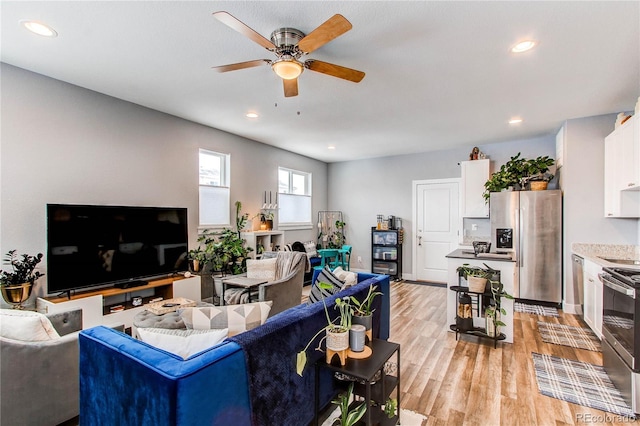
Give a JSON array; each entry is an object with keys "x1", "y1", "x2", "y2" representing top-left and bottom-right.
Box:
[{"x1": 114, "y1": 280, "x2": 148, "y2": 289}]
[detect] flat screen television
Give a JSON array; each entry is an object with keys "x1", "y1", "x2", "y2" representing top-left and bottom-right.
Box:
[{"x1": 46, "y1": 204, "x2": 188, "y2": 295}]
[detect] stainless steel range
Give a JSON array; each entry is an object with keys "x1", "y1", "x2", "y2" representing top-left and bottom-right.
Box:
[{"x1": 600, "y1": 266, "x2": 640, "y2": 414}]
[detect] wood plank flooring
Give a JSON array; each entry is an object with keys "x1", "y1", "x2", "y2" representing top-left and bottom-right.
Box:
[{"x1": 389, "y1": 281, "x2": 637, "y2": 425}]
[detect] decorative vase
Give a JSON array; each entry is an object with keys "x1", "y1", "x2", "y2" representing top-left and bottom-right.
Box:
[
  {"x1": 530, "y1": 181, "x2": 548, "y2": 191},
  {"x1": 349, "y1": 324, "x2": 366, "y2": 352},
  {"x1": 326, "y1": 327, "x2": 349, "y2": 366},
  {"x1": 468, "y1": 276, "x2": 487, "y2": 293},
  {"x1": 1, "y1": 282, "x2": 33, "y2": 309},
  {"x1": 352, "y1": 313, "x2": 373, "y2": 343}
]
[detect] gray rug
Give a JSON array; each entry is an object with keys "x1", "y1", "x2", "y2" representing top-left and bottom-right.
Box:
[
  {"x1": 515, "y1": 302, "x2": 559, "y2": 317},
  {"x1": 532, "y1": 352, "x2": 635, "y2": 418},
  {"x1": 537, "y1": 321, "x2": 601, "y2": 352}
]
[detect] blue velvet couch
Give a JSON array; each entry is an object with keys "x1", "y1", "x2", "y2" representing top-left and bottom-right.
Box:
[{"x1": 78, "y1": 272, "x2": 390, "y2": 426}]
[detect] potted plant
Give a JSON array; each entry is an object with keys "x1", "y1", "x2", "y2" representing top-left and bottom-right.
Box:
[
  {"x1": 456, "y1": 264, "x2": 490, "y2": 293},
  {"x1": 187, "y1": 247, "x2": 207, "y2": 273},
  {"x1": 198, "y1": 228, "x2": 253, "y2": 277},
  {"x1": 485, "y1": 278, "x2": 514, "y2": 337},
  {"x1": 0, "y1": 250, "x2": 45, "y2": 308},
  {"x1": 350, "y1": 284, "x2": 382, "y2": 336},
  {"x1": 329, "y1": 382, "x2": 366, "y2": 426},
  {"x1": 483, "y1": 153, "x2": 555, "y2": 200},
  {"x1": 296, "y1": 282, "x2": 353, "y2": 376}
]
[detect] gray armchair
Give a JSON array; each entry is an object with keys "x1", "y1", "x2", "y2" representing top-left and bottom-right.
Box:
[
  {"x1": 1, "y1": 309, "x2": 82, "y2": 426},
  {"x1": 223, "y1": 251, "x2": 310, "y2": 316}
]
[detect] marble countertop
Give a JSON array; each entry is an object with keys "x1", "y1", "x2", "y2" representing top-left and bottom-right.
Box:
[
  {"x1": 446, "y1": 248, "x2": 515, "y2": 262},
  {"x1": 572, "y1": 243, "x2": 640, "y2": 270}
]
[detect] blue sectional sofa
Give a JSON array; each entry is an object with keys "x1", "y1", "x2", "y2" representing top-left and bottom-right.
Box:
[{"x1": 79, "y1": 272, "x2": 390, "y2": 426}]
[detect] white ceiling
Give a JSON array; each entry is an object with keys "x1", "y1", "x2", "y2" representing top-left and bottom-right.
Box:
[{"x1": 2, "y1": 1, "x2": 639, "y2": 163}]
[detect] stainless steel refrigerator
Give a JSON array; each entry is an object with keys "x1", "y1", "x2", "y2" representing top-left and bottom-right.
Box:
[{"x1": 490, "y1": 190, "x2": 562, "y2": 303}]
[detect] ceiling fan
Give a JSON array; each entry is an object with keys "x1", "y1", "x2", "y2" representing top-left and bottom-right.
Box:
[{"x1": 212, "y1": 11, "x2": 365, "y2": 97}]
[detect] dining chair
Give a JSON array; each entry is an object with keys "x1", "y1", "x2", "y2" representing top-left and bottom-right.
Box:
[{"x1": 316, "y1": 249, "x2": 340, "y2": 270}]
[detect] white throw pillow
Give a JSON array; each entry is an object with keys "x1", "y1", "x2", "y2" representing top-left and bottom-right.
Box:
[
  {"x1": 246, "y1": 257, "x2": 277, "y2": 281},
  {"x1": 333, "y1": 266, "x2": 358, "y2": 287},
  {"x1": 179, "y1": 301, "x2": 273, "y2": 336},
  {"x1": 137, "y1": 327, "x2": 228, "y2": 359},
  {"x1": 0, "y1": 309, "x2": 60, "y2": 341}
]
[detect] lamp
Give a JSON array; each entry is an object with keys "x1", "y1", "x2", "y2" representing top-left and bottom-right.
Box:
[{"x1": 272, "y1": 58, "x2": 303, "y2": 80}]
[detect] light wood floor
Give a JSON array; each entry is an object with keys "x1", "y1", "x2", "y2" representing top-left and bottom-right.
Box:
[{"x1": 389, "y1": 281, "x2": 637, "y2": 425}]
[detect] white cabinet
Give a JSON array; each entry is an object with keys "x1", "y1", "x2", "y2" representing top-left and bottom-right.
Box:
[
  {"x1": 583, "y1": 259, "x2": 603, "y2": 338},
  {"x1": 461, "y1": 159, "x2": 490, "y2": 218},
  {"x1": 604, "y1": 116, "x2": 640, "y2": 217},
  {"x1": 241, "y1": 231, "x2": 285, "y2": 258},
  {"x1": 37, "y1": 275, "x2": 201, "y2": 329}
]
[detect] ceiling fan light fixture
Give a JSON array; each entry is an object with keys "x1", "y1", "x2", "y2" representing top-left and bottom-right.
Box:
[{"x1": 272, "y1": 59, "x2": 303, "y2": 80}]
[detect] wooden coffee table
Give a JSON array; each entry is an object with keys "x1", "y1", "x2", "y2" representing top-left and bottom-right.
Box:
[{"x1": 221, "y1": 277, "x2": 267, "y2": 305}]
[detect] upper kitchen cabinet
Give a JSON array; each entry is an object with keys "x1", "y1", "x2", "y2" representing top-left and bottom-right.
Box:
[
  {"x1": 461, "y1": 159, "x2": 490, "y2": 218},
  {"x1": 604, "y1": 115, "x2": 640, "y2": 218}
]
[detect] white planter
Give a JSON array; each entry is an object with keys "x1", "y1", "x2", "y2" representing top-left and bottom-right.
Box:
[{"x1": 326, "y1": 328, "x2": 349, "y2": 351}]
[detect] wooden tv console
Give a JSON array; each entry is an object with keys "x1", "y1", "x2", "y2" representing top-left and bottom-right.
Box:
[{"x1": 37, "y1": 275, "x2": 201, "y2": 329}]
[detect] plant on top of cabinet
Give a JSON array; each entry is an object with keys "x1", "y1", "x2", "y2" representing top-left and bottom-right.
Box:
[{"x1": 483, "y1": 153, "x2": 555, "y2": 201}]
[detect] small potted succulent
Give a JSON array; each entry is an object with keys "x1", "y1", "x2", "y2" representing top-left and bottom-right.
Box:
[{"x1": 0, "y1": 250, "x2": 45, "y2": 308}]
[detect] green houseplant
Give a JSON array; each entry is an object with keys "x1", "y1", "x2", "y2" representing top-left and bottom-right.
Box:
[
  {"x1": 483, "y1": 153, "x2": 555, "y2": 201},
  {"x1": 296, "y1": 282, "x2": 353, "y2": 376},
  {"x1": 0, "y1": 250, "x2": 45, "y2": 308},
  {"x1": 330, "y1": 382, "x2": 366, "y2": 426},
  {"x1": 456, "y1": 264, "x2": 491, "y2": 293},
  {"x1": 485, "y1": 278, "x2": 514, "y2": 337},
  {"x1": 350, "y1": 284, "x2": 382, "y2": 334},
  {"x1": 198, "y1": 228, "x2": 253, "y2": 276}
]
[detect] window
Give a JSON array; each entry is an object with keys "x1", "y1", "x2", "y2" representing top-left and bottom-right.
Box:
[
  {"x1": 199, "y1": 149, "x2": 230, "y2": 226},
  {"x1": 278, "y1": 167, "x2": 312, "y2": 226}
]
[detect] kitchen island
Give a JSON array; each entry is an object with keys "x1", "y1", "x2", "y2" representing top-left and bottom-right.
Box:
[{"x1": 446, "y1": 249, "x2": 516, "y2": 343}]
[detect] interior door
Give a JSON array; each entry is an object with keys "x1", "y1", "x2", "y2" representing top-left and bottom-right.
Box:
[{"x1": 415, "y1": 180, "x2": 460, "y2": 282}]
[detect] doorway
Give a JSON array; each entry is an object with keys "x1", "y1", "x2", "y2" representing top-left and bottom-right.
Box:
[{"x1": 412, "y1": 179, "x2": 460, "y2": 283}]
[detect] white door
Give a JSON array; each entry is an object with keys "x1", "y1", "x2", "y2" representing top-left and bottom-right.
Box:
[{"x1": 415, "y1": 180, "x2": 460, "y2": 283}]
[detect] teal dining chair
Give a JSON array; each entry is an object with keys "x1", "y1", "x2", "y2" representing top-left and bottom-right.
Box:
[
  {"x1": 339, "y1": 245, "x2": 352, "y2": 270},
  {"x1": 316, "y1": 249, "x2": 340, "y2": 270}
]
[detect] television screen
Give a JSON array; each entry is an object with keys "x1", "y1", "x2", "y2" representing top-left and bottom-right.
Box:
[{"x1": 46, "y1": 204, "x2": 188, "y2": 295}]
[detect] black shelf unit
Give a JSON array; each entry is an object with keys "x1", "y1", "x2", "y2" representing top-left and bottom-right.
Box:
[
  {"x1": 315, "y1": 339, "x2": 400, "y2": 426},
  {"x1": 449, "y1": 285, "x2": 505, "y2": 349},
  {"x1": 371, "y1": 228, "x2": 402, "y2": 280}
]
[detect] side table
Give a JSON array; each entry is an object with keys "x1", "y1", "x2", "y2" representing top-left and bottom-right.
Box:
[
  {"x1": 315, "y1": 338, "x2": 400, "y2": 426},
  {"x1": 221, "y1": 277, "x2": 267, "y2": 305}
]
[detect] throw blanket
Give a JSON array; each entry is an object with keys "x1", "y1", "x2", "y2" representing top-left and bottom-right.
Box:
[
  {"x1": 229, "y1": 278, "x2": 382, "y2": 426},
  {"x1": 224, "y1": 252, "x2": 309, "y2": 305}
]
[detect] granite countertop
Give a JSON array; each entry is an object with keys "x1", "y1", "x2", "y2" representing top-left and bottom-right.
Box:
[
  {"x1": 572, "y1": 243, "x2": 640, "y2": 271},
  {"x1": 446, "y1": 248, "x2": 515, "y2": 262}
]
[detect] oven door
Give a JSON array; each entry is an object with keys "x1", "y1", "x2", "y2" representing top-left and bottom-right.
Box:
[{"x1": 601, "y1": 273, "x2": 637, "y2": 370}]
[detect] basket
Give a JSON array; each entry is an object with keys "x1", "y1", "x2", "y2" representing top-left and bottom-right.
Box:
[
  {"x1": 468, "y1": 276, "x2": 487, "y2": 293},
  {"x1": 530, "y1": 181, "x2": 548, "y2": 191},
  {"x1": 145, "y1": 297, "x2": 196, "y2": 315}
]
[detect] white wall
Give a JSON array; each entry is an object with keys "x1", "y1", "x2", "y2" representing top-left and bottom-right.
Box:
[
  {"x1": 561, "y1": 114, "x2": 639, "y2": 310},
  {"x1": 0, "y1": 63, "x2": 328, "y2": 299},
  {"x1": 328, "y1": 135, "x2": 556, "y2": 277}
]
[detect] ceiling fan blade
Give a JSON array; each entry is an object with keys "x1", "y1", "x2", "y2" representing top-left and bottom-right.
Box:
[
  {"x1": 298, "y1": 14, "x2": 352, "y2": 54},
  {"x1": 283, "y1": 78, "x2": 299, "y2": 97},
  {"x1": 213, "y1": 11, "x2": 275, "y2": 50},
  {"x1": 306, "y1": 60, "x2": 365, "y2": 83},
  {"x1": 212, "y1": 59, "x2": 270, "y2": 73}
]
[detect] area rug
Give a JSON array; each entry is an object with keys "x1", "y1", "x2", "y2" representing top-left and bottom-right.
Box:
[
  {"x1": 320, "y1": 407, "x2": 427, "y2": 426},
  {"x1": 515, "y1": 302, "x2": 559, "y2": 317},
  {"x1": 532, "y1": 352, "x2": 635, "y2": 418},
  {"x1": 537, "y1": 321, "x2": 601, "y2": 352}
]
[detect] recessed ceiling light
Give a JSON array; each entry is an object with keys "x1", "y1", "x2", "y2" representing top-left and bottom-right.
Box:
[
  {"x1": 245, "y1": 112, "x2": 259, "y2": 118},
  {"x1": 509, "y1": 118, "x2": 523, "y2": 125},
  {"x1": 328, "y1": 146, "x2": 336, "y2": 150},
  {"x1": 20, "y1": 20, "x2": 58, "y2": 37},
  {"x1": 511, "y1": 40, "x2": 536, "y2": 53}
]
